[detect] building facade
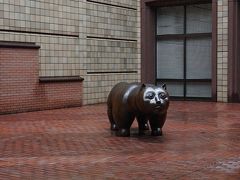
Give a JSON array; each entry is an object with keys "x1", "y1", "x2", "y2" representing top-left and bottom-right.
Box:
[
  {"x1": 0, "y1": 0, "x2": 141, "y2": 114},
  {"x1": 0, "y1": 0, "x2": 239, "y2": 114}
]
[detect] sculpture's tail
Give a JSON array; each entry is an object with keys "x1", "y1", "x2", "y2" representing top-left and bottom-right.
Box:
[
  {"x1": 107, "y1": 105, "x2": 118, "y2": 130},
  {"x1": 107, "y1": 106, "x2": 113, "y2": 124}
]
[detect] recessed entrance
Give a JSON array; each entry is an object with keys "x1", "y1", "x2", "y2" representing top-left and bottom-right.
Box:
[{"x1": 156, "y1": 4, "x2": 212, "y2": 100}]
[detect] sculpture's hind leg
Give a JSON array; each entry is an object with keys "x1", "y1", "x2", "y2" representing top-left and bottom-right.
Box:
[
  {"x1": 116, "y1": 112, "x2": 135, "y2": 137},
  {"x1": 107, "y1": 106, "x2": 118, "y2": 131}
]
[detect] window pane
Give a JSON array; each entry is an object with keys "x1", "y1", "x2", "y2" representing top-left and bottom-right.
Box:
[
  {"x1": 186, "y1": 82, "x2": 212, "y2": 98},
  {"x1": 186, "y1": 37, "x2": 212, "y2": 79},
  {"x1": 187, "y1": 4, "x2": 212, "y2": 33},
  {"x1": 157, "y1": 40, "x2": 184, "y2": 79},
  {"x1": 157, "y1": 81, "x2": 184, "y2": 97},
  {"x1": 157, "y1": 6, "x2": 184, "y2": 35}
]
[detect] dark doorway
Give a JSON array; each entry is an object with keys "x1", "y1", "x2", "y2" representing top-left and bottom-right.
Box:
[{"x1": 156, "y1": 4, "x2": 212, "y2": 100}]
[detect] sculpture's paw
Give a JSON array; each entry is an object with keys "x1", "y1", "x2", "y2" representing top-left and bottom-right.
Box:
[
  {"x1": 151, "y1": 128, "x2": 162, "y2": 136},
  {"x1": 111, "y1": 124, "x2": 118, "y2": 131},
  {"x1": 116, "y1": 129, "x2": 130, "y2": 137}
]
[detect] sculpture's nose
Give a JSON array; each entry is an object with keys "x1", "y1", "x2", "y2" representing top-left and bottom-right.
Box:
[{"x1": 155, "y1": 97, "x2": 161, "y2": 104}]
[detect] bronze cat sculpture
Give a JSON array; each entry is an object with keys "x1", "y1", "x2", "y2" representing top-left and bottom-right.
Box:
[{"x1": 107, "y1": 82, "x2": 169, "y2": 137}]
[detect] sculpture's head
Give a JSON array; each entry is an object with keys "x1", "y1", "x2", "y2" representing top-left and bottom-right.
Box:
[{"x1": 138, "y1": 84, "x2": 169, "y2": 114}]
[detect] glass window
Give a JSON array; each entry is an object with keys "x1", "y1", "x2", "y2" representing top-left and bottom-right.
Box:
[
  {"x1": 186, "y1": 82, "x2": 212, "y2": 98},
  {"x1": 186, "y1": 4, "x2": 212, "y2": 33},
  {"x1": 186, "y1": 37, "x2": 212, "y2": 79},
  {"x1": 157, "y1": 6, "x2": 184, "y2": 35},
  {"x1": 157, "y1": 40, "x2": 184, "y2": 79}
]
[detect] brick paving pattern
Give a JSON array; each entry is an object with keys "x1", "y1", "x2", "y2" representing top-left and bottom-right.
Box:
[{"x1": 0, "y1": 101, "x2": 239, "y2": 179}]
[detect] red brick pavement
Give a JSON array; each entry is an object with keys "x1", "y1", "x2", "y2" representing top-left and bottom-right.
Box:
[{"x1": 0, "y1": 101, "x2": 239, "y2": 179}]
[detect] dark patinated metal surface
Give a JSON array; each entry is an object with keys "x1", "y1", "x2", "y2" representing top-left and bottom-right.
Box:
[{"x1": 107, "y1": 82, "x2": 169, "y2": 136}]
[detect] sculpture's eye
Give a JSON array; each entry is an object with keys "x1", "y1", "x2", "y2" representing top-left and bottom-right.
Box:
[
  {"x1": 159, "y1": 92, "x2": 167, "y2": 99},
  {"x1": 146, "y1": 92, "x2": 155, "y2": 99}
]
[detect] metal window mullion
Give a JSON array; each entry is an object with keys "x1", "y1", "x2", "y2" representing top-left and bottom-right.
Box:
[{"x1": 156, "y1": 33, "x2": 212, "y2": 40}]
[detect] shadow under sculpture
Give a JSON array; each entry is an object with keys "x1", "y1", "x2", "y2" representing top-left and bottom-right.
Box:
[{"x1": 107, "y1": 82, "x2": 169, "y2": 137}]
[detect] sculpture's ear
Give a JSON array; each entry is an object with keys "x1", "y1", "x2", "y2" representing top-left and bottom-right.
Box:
[
  {"x1": 140, "y1": 83, "x2": 146, "y2": 90},
  {"x1": 162, "y1": 84, "x2": 167, "y2": 90}
]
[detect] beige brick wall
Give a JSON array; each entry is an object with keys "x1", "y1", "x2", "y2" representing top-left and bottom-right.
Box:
[
  {"x1": 0, "y1": 0, "x2": 140, "y2": 105},
  {"x1": 1, "y1": 0, "x2": 80, "y2": 36},
  {"x1": 84, "y1": 0, "x2": 141, "y2": 104},
  {"x1": 217, "y1": 0, "x2": 228, "y2": 102}
]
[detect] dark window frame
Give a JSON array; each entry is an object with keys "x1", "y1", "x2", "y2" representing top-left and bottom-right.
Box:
[
  {"x1": 141, "y1": 0, "x2": 217, "y2": 101},
  {"x1": 228, "y1": 0, "x2": 240, "y2": 102}
]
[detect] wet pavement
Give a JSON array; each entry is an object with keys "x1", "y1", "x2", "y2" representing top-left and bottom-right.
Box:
[{"x1": 0, "y1": 101, "x2": 239, "y2": 179}]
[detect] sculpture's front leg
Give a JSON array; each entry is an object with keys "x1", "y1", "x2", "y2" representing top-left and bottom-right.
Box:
[
  {"x1": 149, "y1": 115, "x2": 165, "y2": 136},
  {"x1": 151, "y1": 127, "x2": 162, "y2": 136}
]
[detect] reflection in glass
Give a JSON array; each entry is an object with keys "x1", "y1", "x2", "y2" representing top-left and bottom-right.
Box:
[
  {"x1": 187, "y1": 4, "x2": 212, "y2": 33},
  {"x1": 186, "y1": 82, "x2": 212, "y2": 98},
  {"x1": 186, "y1": 37, "x2": 212, "y2": 79},
  {"x1": 157, "y1": 6, "x2": 184, "y2": 35},
  {"x1": 157, "y1": 40, "x2": 184, "y2": 79},
  {"x1": 157, "y1": 81, "x2": 184, "y2": 97}
]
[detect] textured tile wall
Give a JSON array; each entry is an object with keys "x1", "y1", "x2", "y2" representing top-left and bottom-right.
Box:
[
  {"x1": 0, "y1": 0, "x2": 87, "y2": 78},
  {"x1": 84, "y1": 0, "x2": 141, "y2": 104},
  {"x1": 86, "y1": 2, "x2": 138, "y2": 39},
  {"x1": 0, "y1": 0, "x2": 79, "y2": 35},
  {"x1": 217, "y1": 0, "x2": 228, "y2": 102}
]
